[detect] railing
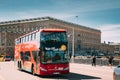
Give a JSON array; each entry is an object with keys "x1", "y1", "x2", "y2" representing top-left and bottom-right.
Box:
[{"x1": 72, "y1": 58, "x2": 120, "y2": 66}]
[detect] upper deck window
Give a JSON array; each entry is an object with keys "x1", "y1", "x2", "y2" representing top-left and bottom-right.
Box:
[
  {"x1": 33, "y1": 33, "x2": 36, "y2": 39},
  {"x1": 40, "y1": 31, "x2": 67, "y2": 42}
]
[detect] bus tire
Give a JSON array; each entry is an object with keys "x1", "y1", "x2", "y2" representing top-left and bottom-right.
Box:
[
  {"x1": 18, "y1": 61, "x2": 22, "y2": 70},
  {"x1": 18, "y1": 61, "x2": 20, "y2": 69},
  {"x1": 31, "y1": 64, "x2": 35, "y2": 75},
  {"x1": 19, "y1": 61, "x2": 22, "y2": 70}
]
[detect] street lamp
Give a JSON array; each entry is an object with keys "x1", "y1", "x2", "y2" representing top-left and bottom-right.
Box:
[
  {"x1": 68, "y1": 27, "x2": 74, "y2": 63},
  {"x1": 68, "y1": 16, "x2": 78, "y2": 63},
  {"x1": 71, "y1": 27, "x2": 74, "y2": 63}
]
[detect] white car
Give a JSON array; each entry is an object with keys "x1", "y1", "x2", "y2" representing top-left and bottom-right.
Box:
[{"x1": 113, "y1": 65, "x2": 120, "y2": 80}]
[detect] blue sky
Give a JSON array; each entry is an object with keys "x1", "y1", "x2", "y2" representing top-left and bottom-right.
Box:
[{"x1": 0, "y1": 0, "x2": 120, "y2": 42}]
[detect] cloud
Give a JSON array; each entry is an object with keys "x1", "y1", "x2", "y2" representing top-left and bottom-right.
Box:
[
  {"x1": 98, "y1": 24, "x2": 120, "y2": 42},
  {"x1": 17, "y1": 11, "x2": 74, "y2": 20},
  {"x1": 58, "y1": 0, "x2": 120, "y2": 14},
  {"x1": 0, "y1": 10, "x2": 74, "y2": 22}
]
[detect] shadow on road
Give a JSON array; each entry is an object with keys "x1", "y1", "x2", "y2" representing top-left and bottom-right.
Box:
[
  {"x1": 19, "y1": 70, "x2": 101, "y2": 80},
  {"x1": 41, "y1": 72, "x2": 101, "y2": 80}
]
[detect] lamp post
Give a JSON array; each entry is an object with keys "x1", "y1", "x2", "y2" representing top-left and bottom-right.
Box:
[
  {"x1": 68, "y1": 27, "x2": 74, "y2": 63},
  {"x1": 71, "y1": 27, "x2": 74, "y2": 63},
  {"x1": 69, "y1": 16, "x2": 78, "y2": 63}
]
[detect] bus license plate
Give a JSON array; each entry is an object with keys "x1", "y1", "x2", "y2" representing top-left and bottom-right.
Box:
[{"x1": 53, "y1": 72, "x2": 60, "y2": 74}]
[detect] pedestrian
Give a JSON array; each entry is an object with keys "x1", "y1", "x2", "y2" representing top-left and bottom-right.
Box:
[
  {"x1": 92, "y1": 56, "x2": 96, "y2": 66},
  {"x1": 108, "y1": 56, "x2": 114, "y2": 67}
]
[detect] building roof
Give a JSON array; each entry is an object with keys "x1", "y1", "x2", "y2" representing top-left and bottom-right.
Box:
[{"x1": 0, "y1": 16, "x2": 100, "y2": 32}]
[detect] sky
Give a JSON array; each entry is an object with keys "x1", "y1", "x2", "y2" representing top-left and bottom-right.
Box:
[{"x1": 0, "y1": 0, "x2": 120, "y2": 43}]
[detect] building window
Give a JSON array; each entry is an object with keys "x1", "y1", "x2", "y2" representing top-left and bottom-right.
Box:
[{"x1": 78, "y1": 34, "x2": 80, "y2": 37}]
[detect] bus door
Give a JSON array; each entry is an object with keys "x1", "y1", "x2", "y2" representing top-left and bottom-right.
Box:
[
  {"x1": 24, "y1": 51, "x2": 32, "y2": 70},
  {"x1": 36, "y1": 51, "x2": 40, "y2": 74},
  {"x1": 20, "y1": 52, "x2": 25, "y2": 65},
  {"x1": 32, "y1": 51, "x2": 40, "y2": 74}
]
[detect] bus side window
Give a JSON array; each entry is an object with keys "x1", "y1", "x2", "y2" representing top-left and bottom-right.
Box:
[{"x1": 25, "y1": 51, "x2": 31, "y2": 61}]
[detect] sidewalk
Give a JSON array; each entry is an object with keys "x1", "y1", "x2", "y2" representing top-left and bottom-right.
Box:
[
  {"x1": 71, "y1": 63, "x2": 115, "y2": 71},
  {"x1": 70, "y1": 63, "x2": 114, "y2": 80}
]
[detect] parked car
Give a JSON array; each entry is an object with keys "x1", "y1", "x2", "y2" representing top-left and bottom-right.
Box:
[
  {"x1": 4, "y1": 55, "x2": 11, "y2": 61},
  {"x1": 113, "y1": 65, "x2": 120, "y2": 80},
  {"x1": 0, "y1": 55, "x2": 4, "y2": 61}
]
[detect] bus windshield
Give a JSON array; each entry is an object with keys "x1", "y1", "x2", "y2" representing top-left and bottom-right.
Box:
[
  {"x1": 40, "y1": 31, "x2": 69, "y2": 64},
  {"x1": 40, "y1": 32, "x2": 67, "y2": 42}
]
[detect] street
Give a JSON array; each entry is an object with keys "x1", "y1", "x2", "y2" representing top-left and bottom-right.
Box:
[{"x1": 0, "y1": 61, "x2": 114, "y2": 80}]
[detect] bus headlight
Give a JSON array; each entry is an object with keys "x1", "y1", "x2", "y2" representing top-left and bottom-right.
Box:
[
  {"x1": 64, "y1": 67, "x2": 69, "y2": 70},
  {"x1": 40, "y1": 67, "x2": 47, "y2": 72}
]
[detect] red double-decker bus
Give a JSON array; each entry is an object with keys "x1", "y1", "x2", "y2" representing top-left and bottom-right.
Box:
[{"x1": 14, "y1": 29, "x2": 69, "y2": 76}]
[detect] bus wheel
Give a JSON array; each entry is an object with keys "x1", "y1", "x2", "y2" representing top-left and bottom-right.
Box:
[
  {"x1": 18, "y1": 61, "x2": 19, "y2": 69},
  {"x1": 31, "y1": 65, "x2": 35, "y2": 75},
  {"x1": 19, "y1": 61, "x2": 22, "y2": 70},
  {"x1": 18, "y1": 61, "x2": 22, "y2": 70}
]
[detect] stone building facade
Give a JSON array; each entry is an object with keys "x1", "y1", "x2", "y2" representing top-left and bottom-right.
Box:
[
  {"x1": 100, "y1": 42, "x2": 114, "y2": 56},
  {"x1": 0, "y1": 17, "x2": 101, "y2": 56},
  {"x1": 109, "y1": 43, "x2": 120, "y2": 55}
]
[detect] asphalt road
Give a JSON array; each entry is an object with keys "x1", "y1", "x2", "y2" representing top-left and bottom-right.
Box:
[{"x1": 0, "y1": 61, "x2": 114, "y2": 80}]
